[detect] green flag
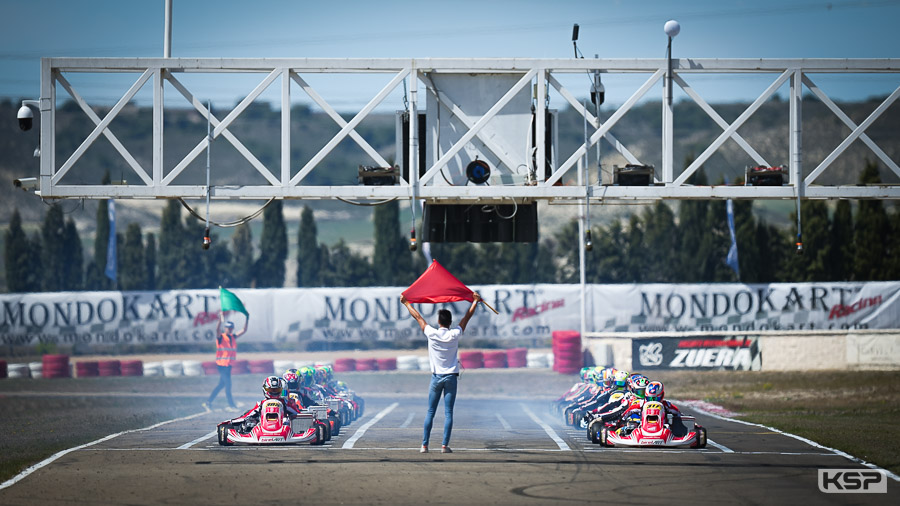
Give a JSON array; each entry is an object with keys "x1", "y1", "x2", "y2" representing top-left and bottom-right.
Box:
[{"x1": 219, "y1": 287, "x2": 249, "y2": 316}]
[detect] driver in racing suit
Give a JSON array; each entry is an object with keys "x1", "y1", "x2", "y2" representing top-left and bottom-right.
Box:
[{"x1": 234, "y1": 376, "x2": 301, "y2": 424}]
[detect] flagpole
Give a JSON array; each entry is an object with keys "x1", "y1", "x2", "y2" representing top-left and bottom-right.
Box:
[{"x1": 479, "y1": 299, "x2": 499, "y2": 315}]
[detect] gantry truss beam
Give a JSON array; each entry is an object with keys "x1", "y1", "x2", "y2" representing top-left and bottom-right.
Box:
[{"x1": 35, "y1": 57, "x2": 900, "y2": 202}]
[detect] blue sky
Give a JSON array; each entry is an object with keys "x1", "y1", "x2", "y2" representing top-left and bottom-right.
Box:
[{"x1": 1, "y1": 0, "x2": 898, "y2": 108}]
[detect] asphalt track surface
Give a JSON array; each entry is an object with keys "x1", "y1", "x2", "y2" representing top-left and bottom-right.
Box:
[{"x1": 1, "y1": 395, "x2": 896, "y2": 505}]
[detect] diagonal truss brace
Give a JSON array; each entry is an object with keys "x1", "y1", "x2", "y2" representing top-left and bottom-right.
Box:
[
  {"x1": 548, "y1": 73, "x2": 641, "y2": 166},
  {"x1": 52, "y1": 69, "x2": 153, "y2": 185},
  {"x1": 804, "y1": 79, "x2": 900, "y2": 184},
  {"x1": 674, "y1": 69, "x2": 792, "y2": 186},
  {"x1": 547, "y1": 69, "x2": 664, "y2": 186},
  {"x1": 163, "y1": 70, "x2": 281, "y2": 186}
]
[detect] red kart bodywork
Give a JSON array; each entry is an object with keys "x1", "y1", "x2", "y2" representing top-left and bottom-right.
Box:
[
  {"x1": 217, "y1": 399, "x2": 321, "y2": 445},
  {"x1": 602, "y1": 401, "x2": 707, "y2": 448}
]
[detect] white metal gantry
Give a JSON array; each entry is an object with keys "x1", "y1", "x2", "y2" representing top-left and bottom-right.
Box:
[{"x1": 32, "y1": 57, "x2": 900, "y2": 202}]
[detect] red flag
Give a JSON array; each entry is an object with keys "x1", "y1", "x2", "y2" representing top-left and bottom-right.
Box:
[{"x1": 402, "y1": 260, "x2": 473, "y2": 304}]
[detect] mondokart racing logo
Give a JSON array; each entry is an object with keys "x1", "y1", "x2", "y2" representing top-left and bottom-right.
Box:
[
  {"x1": 818, "y1": 469, "x2": 886, "y2": 493},
  {"x1": 639, "y1": 342, "x2": 664, "y2": 366},
  {"x1": 828, "y1": 295, "x2": 883, "y2": 320}
]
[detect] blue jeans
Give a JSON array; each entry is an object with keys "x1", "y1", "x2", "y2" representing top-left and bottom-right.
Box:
[
  {"x1": 208, "y1": 365, "x2": 234, "y2": 406},
  {"x1": 423, "y1": 373, "x2": 458, "y2": 447}
]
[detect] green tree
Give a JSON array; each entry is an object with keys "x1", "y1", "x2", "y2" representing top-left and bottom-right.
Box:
[
  {"x1": 624, "y1": 214, "x2": 645, "y2": 282},
  {"x1": 86, "y1": 172, "x2": 112, "y2": 290},
  {"x1": 4, "y1": 209, "x2": 40, "y2": 292},
  {"x1": 755, "y1": 221, "x2": 786, "y2": 283},
  {"x1": 255, "y1": 200, "x2": 287, "y2": 287},
  {"x1": 826, "y1": 200, "x2": 854, "y2": 281},
  {"x1": 62, "y1": 218, "x2": 84, "y2": 290},
  {"x1": 676, "y1": 162, "x2": 709, "y2": 282},
  {"x1": 321, "y1": 239, "x2": 373, "y2": 287},
  {"x1": 642, "y1": 202, "x2": 678, "y2": 282},
  {"x1": 296, "y1": 206, "x2": 321, "y2": 287},
  {"x1": 853, "y1": 162, "x2": 890, "y2": 280},
  {"x1": 200, "y1": 230, "x2": 233, "y2": 288},
  {"x1": 119, "y1": 223, "x2": 146, "y2": 290},
  {"x1": 41, "y1": 204, "x2": 67, "y2": 291},
  {"x1": 145, "y1": 232, "x2": 157, "y2": 290},
  {"x1": 732, "y1": 200, "x2": 759, "y2": 283},
  {"x1": 593, "y1": 219, "x2": 629, "y2": 283},
  {"x1": 373, "y1": 200, "x2": 406, "y2": 286},
  {"x1": 157, "y1": 199, "x2": 190, "y2": 289},
  {"x1": 229, "y1": 224, "x2": 255, "y2": 287},
  {"x1": 698, "y1": 199, "x2": 732, "y2": 282}
]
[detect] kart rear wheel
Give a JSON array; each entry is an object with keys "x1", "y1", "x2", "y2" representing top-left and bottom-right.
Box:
[
  {"x1": 599, "y1": 427, "x2": 609, "y2": 447},
  {"x1": 312, "y1": 424, "x2": 326, "y2": 445},
  {"x1": 698, "y1": 426, "x2": 707, "y2": 448},
  {"x1": 217, "y1": 424, "x2": 233, "y2": 446},
  {"x1": 588, "y1": 420, "x2": 603, "y2": 444}
]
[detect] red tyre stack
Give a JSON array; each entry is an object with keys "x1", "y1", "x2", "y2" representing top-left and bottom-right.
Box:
[
  {"x1": 552, "y1": 330, "x2": 582, "y2": 374},
  {"x1": 459, "y1": 350, "x2": 484, "y2": 369},
  {"x1": 376, "y1": 358, "x2": 397, "y2": 371},
  {"x1": 0, "y1": 360, "x2": 7, "y2": 379},
  {"x1": 98, "y1": 360, "x2": 121, "y2": 377},
  {"x1": 42, "y1": 354, "x2": 70, "y2": 379},
  {"x1": 248, "y1": 360, "x2": 274, "y2": 375},
  {"x1": 355, "y1": 358, "x2": 378, "y2": 372},
  {"x1": 120, "y1": 360, "x2": 143, "y2": 376},
  {"x1": 334, "y1": 358, "x2": 356, "y2": 372},
  {"x1": 483, "y1": 350, "x2": 508, "y2": 369},
  {"x1": 202, "y1": 361, "x2": 219, "y2": 375},
  {"x1": 506, "y1": 348, "x2": 528, "y2": 368},
  {"x1": 76, "y1": 361, "x2": 100, "y2": 378},
  {"x1": 232, "y1": 360, "x2": 250, "y2": 375}
]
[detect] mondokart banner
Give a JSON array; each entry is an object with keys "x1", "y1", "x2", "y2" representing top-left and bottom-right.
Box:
[
  {"x1": 593, "y1": 282, "x2": 900, "y2": 333},
  {"x1": 0, "y1": 285, "x2": 581, "y2": 348},
  {"x1": 633, "y1": 336, "x2": 762, "y2": 371},
  {"x1": 0, "y1": 282, "x2": 898, "y2": 348}
]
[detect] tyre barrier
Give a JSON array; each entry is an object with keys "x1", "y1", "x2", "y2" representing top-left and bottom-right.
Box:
[
  {"x1": 28, "y1": 361, "x2": 43, "y2": 379},
  {"x1": 182, "y1": 360, "x2": 203, "y2": 377},
  {"x1": 295, "y1": 360, "x2": 315, "y2": 369},
  {"x1": 98, "y1": 360, "x2": 122, "y2": 377},
  {"x1": 0, "y1": 360, "x2": 6, "y2": 379},
  {"x1": 42, "y1": 354, "x2": 71, "y2": 379},
  {"x1": 120, "y1": 360, "x2": 143, "y2": 376},
  {"x1": 355, "y1": 358, "x2": 377, "y2": 372},
  {"x1": 334, "y1": 358, "x2": 356, "y2": 373},
  {"x1": 376, "y1": 358, "x2": 397, "y2": 371},
  {"x1": 202, "y1": 361, "x2": 218, "y2": 375},
  {"x1": 232, "y1": 360, "x2": 251, "y2": 375},
  {"x1": 396, "y1": 355, "x2": 420, "y2": 371},
  {"x1": 7, "y1": 363, "x2": 30, "y2": 378},
  {"x1": 76, "y1": 361, "x2": 99, "y2": 378},
  {"x1": 417, "y1": 356, "x2": 431, "y2": 371},
  {"x1": 459, "y1": 350, "x2": 484, "y2": 369},
  {"x1": 553, "y1": 330, "x2": 582, "y2": 374},
  {"x1": 162, "y1": 360, "x2": 184, "y2": 377},
  {"x1": 248, "y1": 360, "x2": 274, "y2": 375},
  {"x1": 143, "y1": 362, "x2": 162, "y2": 376},
  {"x1": 526, "y1": 351, "x2": 549, "y2": 368},
  {"x1": 506, "y1": 348, "x2": 528, "y2": 368},
  {"x1": 483, "y1": 351, "x2": 508, "y2": 369}
]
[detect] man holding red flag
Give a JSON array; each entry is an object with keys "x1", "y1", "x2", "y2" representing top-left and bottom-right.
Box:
[{"x1": 400, "y1": 291, "x2": 480, "y2": 454}]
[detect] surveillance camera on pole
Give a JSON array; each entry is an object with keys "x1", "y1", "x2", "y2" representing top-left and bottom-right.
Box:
[
  {"x1": 664, "y1": 20, "x2": 680, "y2": 106},
  {"x1": 17, "y1": 103, "x2": 35, "y2": 131}
]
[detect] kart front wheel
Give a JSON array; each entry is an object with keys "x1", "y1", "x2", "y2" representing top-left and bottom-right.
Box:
[
  {"x1": 217, "y1": 424, "x2": 233, "y2": 446},
  {"x1": 599, "y1": 427, "x2": 610, "y2": 447}
]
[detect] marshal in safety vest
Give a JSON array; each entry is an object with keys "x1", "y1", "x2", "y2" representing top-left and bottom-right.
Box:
[{"x1": 216, "y1": 332, "x2": 238, "y2": 366}]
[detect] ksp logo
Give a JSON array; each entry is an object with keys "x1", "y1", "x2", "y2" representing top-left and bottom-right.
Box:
[
  {"x1": 817, "y1": 469, "x2": 887, "y2": 493},
  {"x1": 639, "y1": 342, "x2": 663, "y2": 366}
]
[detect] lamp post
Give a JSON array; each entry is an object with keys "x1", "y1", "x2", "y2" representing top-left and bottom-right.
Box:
[{"x1": 664, "y1": 20, "x2": 680, "y2": 106}]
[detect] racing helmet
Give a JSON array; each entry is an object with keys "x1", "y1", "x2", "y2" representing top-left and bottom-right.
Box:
[
  {"x1": 600, "y1": 368, "x2": 614, "y2": 388},
  {"x1": 313, "y1": 366, "x2": 328, "y2": 384},
  {"x1": 629, "y1": 376, "x2": 650, "y2": 399},
  {"x1": 324, "y1": 365, "x2": 335, "y2": 383},
  {"x1": 614, "y1": 370, "x2": 629, "y2": 389},
  {"x1": 335, "y1": 380, "x2": 348, "y2": 392},
  {"x1": 645, "y1": 381, "x2": 665, "y2": 401},
  {"x1": 282, "y1": 370, "x2": 300, "y2": 391},
  {"x1": 580, "y1": 367, "x2": 592, "y2": 382},
  {"x1": 299, "y1": 366, "x2": 315, "y2": 387},
  {"x1": 263, "y1": 376, "x2": 284, "y2": 399}
]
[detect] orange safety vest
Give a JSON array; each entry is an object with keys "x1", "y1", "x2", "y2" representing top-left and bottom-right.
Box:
[{"x1": 215, "y1": 332, "x2": 237, "y2": 366}]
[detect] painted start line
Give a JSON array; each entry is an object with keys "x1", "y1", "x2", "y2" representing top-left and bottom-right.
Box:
[{"x1": 2, "y1": 397, "x2": 897, "y2": 492}]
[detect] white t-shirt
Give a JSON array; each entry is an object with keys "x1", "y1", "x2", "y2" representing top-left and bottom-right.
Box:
[{"x1": 424, "y1": 324, "x2": 462, "y2": 374}]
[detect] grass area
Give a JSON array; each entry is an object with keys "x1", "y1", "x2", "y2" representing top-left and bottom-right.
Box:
[{"x1": 652, "y1": 370, "x2": 900, "y2": 475}]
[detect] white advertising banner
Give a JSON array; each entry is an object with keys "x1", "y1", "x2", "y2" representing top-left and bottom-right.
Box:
[
  {"x1": 0, "y1": 285, "x2": 582, "y2": 348},
  {"x1": 1, "y1": 282, "x2": 897, "y2": 348}
]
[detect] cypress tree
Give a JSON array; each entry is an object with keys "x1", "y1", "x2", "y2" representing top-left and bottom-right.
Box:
[
  {"x1": 145, "y1": 232, "x2": 157, "y2": 290},
  {"x1": 120, "y1": 223, "x2": 146, "y2": 290},
  {"x1": 86, "y1": 172, "x2": 112, "y2": 290},
  {"x1": 157, "y1": 199, "x2": 189, "y2": 289},
  {"x1": 552, "y1": 219, "x2": 580, "y2": 283},
  {"x1": 853, "y1": 162, "x2": 889, "y2": 280},
  {"x1": 624, "y1": 214, "x2": 645, "y2": 282},
  {"x1": 642, "y1": 202, "x2": 677, "y2": 282},
  {"x1": 698, "y1": 199, "x2": 732, "y2": 282},
  {"x1": 827, "y1": 200, "x2": 854, "y2": 281},
  {"x1": 676, "y1": 163, "x2": 709, "y2": 282},
  {"x1": 732, "y1": 200, "x2": 758, "y2": 283},
  {"x1": 373, "y1": 200, "x2": 413, "y2": 286},
  {"x1": 62, "y1": 218, "x2": 84, "y2": 290},
  {"x1": 255, "y1": 199, "x2": 287, "y2": 287},
  {"x1": 322, "y1": 239, "x2": 372, "y2": 287},
  {"x1": 296, "y1": 206, "x2": 321, "y2": 287},
  {"x1": 201, "y1": 230, "x2": 233, "y2": 288},
  {"x1": 26, "y1": 233, "x2": 43, "y2": 292},
  {"x1": 594, "y1": 219, "x2": 629, "y2": 283},
  {"x1": 4, "y1": 209, "x2": 35, "y2": 292},
  {"x1": 41, "y1": 204, "x2": 67, "y2": 291},
  {"x1": 784, "y1": 200, "x2": 830, "y2": 281},
  {"x1": 229, "y1": 224, "x2": 255, "y2": 287}
]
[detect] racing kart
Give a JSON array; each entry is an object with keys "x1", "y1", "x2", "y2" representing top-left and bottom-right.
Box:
[
  {"x1": 593, "y1": 401, "x2": 708, "y2": 449},
  {"x1": 217, "y1": 398, "x2": 327, "y2": 445}
]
